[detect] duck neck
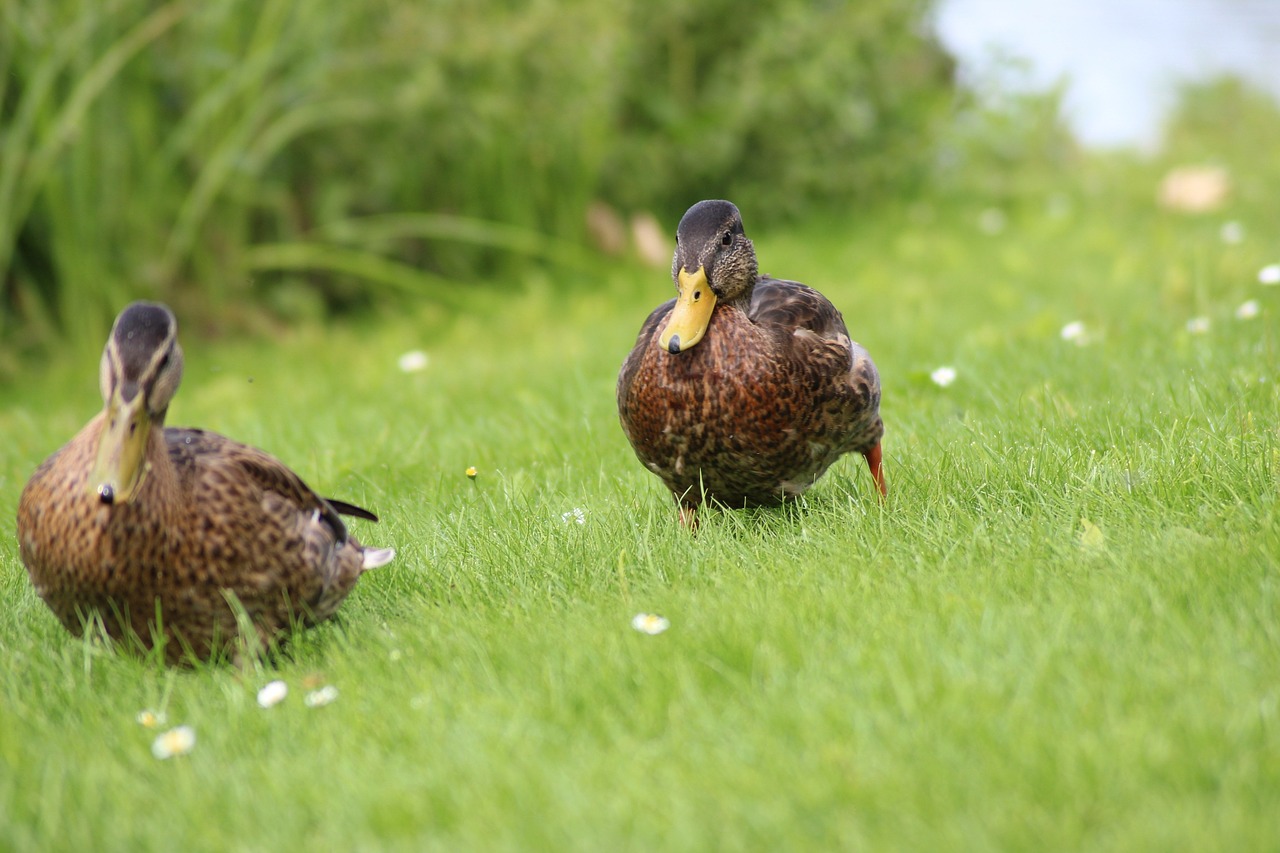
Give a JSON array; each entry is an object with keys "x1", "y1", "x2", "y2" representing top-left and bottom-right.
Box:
[
  {"x1": 132, "y1": 427, "x2": 180, "y2": 519},
  {"x1": 723, "y1": 275, "x2": 759, "y2": 311}
]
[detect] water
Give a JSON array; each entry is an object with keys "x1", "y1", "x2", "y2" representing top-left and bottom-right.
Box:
[{"x1": 934, "y1": 0, "x2": 1280, "y2": 147}]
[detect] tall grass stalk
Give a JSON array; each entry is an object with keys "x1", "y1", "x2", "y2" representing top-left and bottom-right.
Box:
[{"x1": 1, "y1": 0, "x2": 954, "y2": 358}]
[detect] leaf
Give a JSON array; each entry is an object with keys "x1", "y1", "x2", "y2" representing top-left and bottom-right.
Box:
[{"x1": 1078, "y1": 517, "x2": 1106, "y2": 552}]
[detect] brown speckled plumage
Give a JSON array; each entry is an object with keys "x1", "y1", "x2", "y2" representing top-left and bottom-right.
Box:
[
  {"x1": 618, "y1": 200, "x2": 885, "y2": 520},
  {"x1": 17, "y1": 302, "x2": 393, "y2": 663}
]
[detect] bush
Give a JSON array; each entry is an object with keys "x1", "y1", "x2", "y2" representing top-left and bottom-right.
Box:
[{"x1": 0, "y1": 0, "x2": 954, "y2": 357}]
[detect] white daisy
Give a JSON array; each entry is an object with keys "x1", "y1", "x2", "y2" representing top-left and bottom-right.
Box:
[
  {"x1": 397, "y1": 350, "x2": 430, "y2": 373},
  {"x1": 151, "y1": 725, "x2": 196, "y2": 760},
  {"x1": 561, "y1": 507, "x2": 586, "y2": 525},
  {"x1": 257, "y1": 680, "x2": 288, "y2": 709},
  {"x1": 930, "y1": 366, "x2": 957, "y2": 388},
  {"x1": 1259, "y1": 264, "x2": 1280, "y2": 286},
  {"x1": 305, "y1": 685, "x2": 339, "y2": 708},
  {"x1": 1185, "y1": 316, "x2": 1211, "y2": 335},
  {"x1": 631, "y1": 613, "x2": 670, "y2": 635},
  {"x1": 136, "y1": 709, "x2": 166, "y2": 729},
  {"x1": 1059, "y1": 321, "x2": 1088, "y2": 344},
  {"x1": 1219, "y1": 221, "x2": 1245, "y2": 244},
  {"x1": 978, "y1": 208, "x2": 1006, "y2": 235},
  {"x1": 1235, "y1": 300, "x2": 1260, "y2": 320}
]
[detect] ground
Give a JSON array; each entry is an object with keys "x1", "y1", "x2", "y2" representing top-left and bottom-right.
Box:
[{"x1": 0, "y1": 175, "x2": 1277, "y2": 850}]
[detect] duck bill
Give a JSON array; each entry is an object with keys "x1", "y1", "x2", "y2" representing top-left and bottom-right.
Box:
[
  {"x1": 658, "y1": 266, "x2": 717, "y2": 354},
  {"x1": 89, "y1": 393, "x2": 151, "y2": 505}
]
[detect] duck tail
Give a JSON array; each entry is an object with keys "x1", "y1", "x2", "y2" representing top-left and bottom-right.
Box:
[{"x1": 361, "y1": 547, "x2": 396, "y2": 570}]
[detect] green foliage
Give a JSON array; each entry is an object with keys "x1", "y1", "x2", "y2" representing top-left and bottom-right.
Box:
[
  {"x1": 1159, "y1": 75, "x2": 1280, "y2": 192},
  {"x1": 602, "y1": 0, "x2": 954, "y2": 220},
  {"x1": 0, "y1": 0, "x2": 954, "y2": 361},
  {"x1": 1, "y1": 127, "x2": 1279, "y2": 846},
  {"x1": 931, "y1": 53, "x2": 1080, "y2": 202}
]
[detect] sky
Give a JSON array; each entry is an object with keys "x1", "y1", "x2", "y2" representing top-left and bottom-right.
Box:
[{"x1": 933, "y1": 0, "x2": 1280, "y2": 147}]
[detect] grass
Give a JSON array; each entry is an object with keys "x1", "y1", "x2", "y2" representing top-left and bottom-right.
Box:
[{"x1": 0, "y1": 164, "x2": 1278, "y2": 850}]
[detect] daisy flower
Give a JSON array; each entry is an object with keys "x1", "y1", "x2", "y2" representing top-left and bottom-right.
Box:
[
  {"x1": 397, "y1": 350, "x2": 430, "y2": 373},
  {"x1": 1059, "y1": 321, "x2": 1088, "y2": 345},
  {"x1": 151, "y1": 726, "x2": 196, "y2": 760},
  {"x1": 631, "y1": 613, "x2": 670, "y2": 635},
  {"x1": 978, "y1": 207, "x2": 1006, "y2": 235},
  {"x1": 136, "y1": 709, "x2": 166, "y2": 729},
  {"x1": 257, "y1": 680, "x2": 288, "y2": 709},
  {"x1": 305, "y1": 685, "x2": 339, "y2": 708},
  {"x1": 1259, "y1": 264, "x2": 1280, "y2": 286},
  {"x1": 930, "y1": 366, "x2": 957, "y2": 388},
  {"x1": 1185, "y1": 316, "x2": 1211, "y2": 335},
  {"x1": 1235, "y1": 300, "x2": 1260, "y2": 320},
  {"x1": 561, "y1": 507, "x2": 586, "y2": 525}
]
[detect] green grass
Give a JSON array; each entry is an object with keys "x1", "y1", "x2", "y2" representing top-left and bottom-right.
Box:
[{"x1": 1, "y1": 168, "x2": 1278, "y2": 850}]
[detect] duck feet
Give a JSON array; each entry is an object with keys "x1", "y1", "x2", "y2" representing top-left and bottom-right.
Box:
[{"x1": 862, "y1": 443, "x2": 887, "y2": 499}]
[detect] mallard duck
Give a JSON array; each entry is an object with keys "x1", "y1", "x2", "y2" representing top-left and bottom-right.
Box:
[
  {"x1": 617, "y1": 200, "x2": 885, "y2": 524},
  {"x1": 16, "y1": 302, "x2": 393, "y2": 663}
]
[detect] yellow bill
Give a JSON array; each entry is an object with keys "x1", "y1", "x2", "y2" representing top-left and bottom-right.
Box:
[
  {"x1": 89, "y1": 392, "x2": 151, "y2": 505},
  {"x1": 658, "y1": 266, "x2": 717, "y2": 354}
]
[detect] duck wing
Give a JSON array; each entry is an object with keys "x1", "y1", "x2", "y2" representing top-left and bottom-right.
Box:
[
  {"x1": 164, "y1": 428, "x2": 368, "y2": 542},
  {"x1": 749, "y1": 277, "x2": 851, "y2": 340}
]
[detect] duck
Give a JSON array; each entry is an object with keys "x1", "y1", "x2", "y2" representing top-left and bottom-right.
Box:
[
  {"x1": 16, "y1": 301, "x2": 394, "y2": 663},
  {"x1": 617, "y1": 199, "x2": 885, "y2": 525}
]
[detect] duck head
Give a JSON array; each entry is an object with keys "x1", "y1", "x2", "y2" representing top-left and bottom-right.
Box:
[
  {"x1": 91, "y1": 302, "x2": 184, "y2": 505},
  {"x1": 659, "y1": 199, "x2": 759, "y2": 354}
]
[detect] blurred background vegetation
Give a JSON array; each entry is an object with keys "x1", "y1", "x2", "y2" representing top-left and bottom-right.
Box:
[
  {"x1": 2, "y1": 0, "x2": 1277, "y2": 372},
  {"x1": 0, "y1": 0, "x2": 955, "y2": 360}
]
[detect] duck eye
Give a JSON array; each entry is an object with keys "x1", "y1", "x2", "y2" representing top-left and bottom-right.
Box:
[{"x1": 721, "y1": 230, "x2": 733, "y2": 246}]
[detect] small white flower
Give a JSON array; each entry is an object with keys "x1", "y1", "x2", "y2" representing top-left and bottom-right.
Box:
[
  {"x1": 561, "y1": 507, "x2": 586, "y2": 525},
  {"x1": 978, "y1": 207, "x2": 1006, "y2": 235},
  {"x1": 136, "y1": 709, "x2": 166, "y2": 729},
  {"x1": 1059, "y1": 321, "x2": 1087, "y2": 344},
  {"x1": 631, "y1": 613, "x2": 670, "y2": 635},
  {"x1": 304, "y1": 685, "x2": 339, "y2": 708},
  {"x1": 151, "y1": 725, "x2": 195, "y2": 760},
  {"x1": 397, "y1": 350, "x2": 430, "y2": 373},
  {"x1": 1235, "y1": 300, "x2": 1260, "y2": 320},
  {"x1": 1259, "y1": 264, "x2": 1280, "y2": 285},
  {"x1": 1219, "y1": 221, "x2": 1245, "y2": 244},
  {"x1": 1185, "y1": 316, "x2": 1211, "y2": 335},
  {"x1": 257, "y1": 680, "x2": 288, "y2": 708},
  {"x1": 930, "y1": 366, "x2": 957, "y2": 388}
]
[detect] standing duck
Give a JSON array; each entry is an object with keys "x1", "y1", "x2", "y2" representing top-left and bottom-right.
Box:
[
  {"x1": 16, "y1": 302, "x2": 394, "y2": 663},
  {"x1": 617, "y1": 200, "x2": 885, "y2": 525}
]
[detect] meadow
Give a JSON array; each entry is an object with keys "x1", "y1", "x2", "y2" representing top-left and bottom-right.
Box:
[{"x1": 1, "y1": 146, "x2": 1277, "y2": 850}]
